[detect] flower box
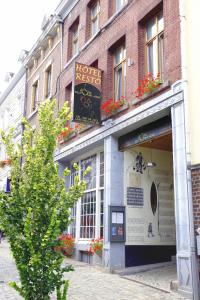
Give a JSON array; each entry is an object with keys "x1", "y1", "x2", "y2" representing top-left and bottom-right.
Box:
[
  {"x1": 132, "y1": 80, "x2": 171, "y2": 105},
  {"x1": 134, "y1": 73, "x2": 162, "y2": 100},
  {"x1": 101, "y1": 97, "x2": 127, "y2": 117}
]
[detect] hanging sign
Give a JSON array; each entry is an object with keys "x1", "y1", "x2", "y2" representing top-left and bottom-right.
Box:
[{"x1": 73, "y1": 62, "x2": 102, "y2": 124}]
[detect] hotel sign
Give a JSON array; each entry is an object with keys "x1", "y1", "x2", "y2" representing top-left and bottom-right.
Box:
[{"x1": 73, "y1": 62, "x2": 102, "y2": 124}]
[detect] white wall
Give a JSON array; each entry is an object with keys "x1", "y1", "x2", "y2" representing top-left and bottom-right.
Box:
[{"x1": 124, "y1": 146, "x2": 176, "y2": 246}]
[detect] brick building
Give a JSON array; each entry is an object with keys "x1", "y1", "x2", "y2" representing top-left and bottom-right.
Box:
[
  {"x1": 24, "y1": 14, "x2": 62, "y2": 127},
  {"x1": 23, "y1": 0, "x2": 200, "y2": 298}
]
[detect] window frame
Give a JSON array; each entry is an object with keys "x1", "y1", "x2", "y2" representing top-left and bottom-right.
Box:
[
  {"x1": 90, "y1": 1, "x2": 100, "y2": 37},
  {"x1": 72, "y1": 23, "x2": 79, "y2": 57},
  {"x1": 116, "y1": 0, "x2": 127, "y2": 12},
  {"x1": 44, "y1": 65, "x2": 52, "y2": 99},
  {"x1": 145, "y1": 12, "x2": 164, "y2": 79},
  {"x1": 69, "y1": 151, "x2": 104, "y2": 240},
  {"x1": 113, "y1": 45, "x2": 126, "y2": 101},
  {"x1": 31, "y1": 80, "x2": 39, "y2": 112}
]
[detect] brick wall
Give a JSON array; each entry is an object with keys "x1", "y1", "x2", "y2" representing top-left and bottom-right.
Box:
[
  {"x1": 26, "y1": 27, "x2": 62, "y2": 127},
  {"x1": 58, "y1": 0, "x2": 181, "y2": 147},
  {"x1": 192, "y1": 166, "x2": 200, "y2": 230}
]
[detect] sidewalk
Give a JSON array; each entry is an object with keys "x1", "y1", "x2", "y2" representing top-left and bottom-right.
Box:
[{"x1": 0, "y1": 240, "x2": 189, "y2": 300}]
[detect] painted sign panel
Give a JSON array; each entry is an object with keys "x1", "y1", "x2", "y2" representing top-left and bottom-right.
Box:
[
  {"x1": 127, "y1": 187, "x2": 144, "y2": 206},
  {"x1": 73, "y1": 62, "x2": 102, "y2": 124},
  {"x1": 118, "y1": 116, "x2": 171, "y2": 150}
]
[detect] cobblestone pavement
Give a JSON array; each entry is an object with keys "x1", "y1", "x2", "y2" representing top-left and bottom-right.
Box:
[
  {"x1": 122, "y1": 264, "x2": 177, "y2": 292},
  {"x1": 0, "y1": 240, "x2": 189, "y2": 300}
]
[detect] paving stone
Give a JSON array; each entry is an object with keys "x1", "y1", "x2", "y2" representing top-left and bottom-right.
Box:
[{"x1": 0, "y1": 240, "x2": 189, "y2": 300}]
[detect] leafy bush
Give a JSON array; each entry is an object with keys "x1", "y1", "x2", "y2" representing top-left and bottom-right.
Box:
[{"x1": 0, "y1": 99, "x2": 88, "y2": 300}]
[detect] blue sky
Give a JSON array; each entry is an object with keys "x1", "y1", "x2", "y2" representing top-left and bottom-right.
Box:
[{"x1": 0, "y1": 0, "x2": 60, "y2": 93}]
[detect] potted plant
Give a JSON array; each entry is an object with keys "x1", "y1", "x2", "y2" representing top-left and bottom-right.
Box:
[
  {"x1": 101, "y1": 96, "x2": 127, "y2": 116},
  {"x1": 134, "y1": 73, "x2": 162, "y2": 99},
  {"x1": 89, "y1": 237, "x2": 103, "y2": 256},
  {"x1": 54, "y1": 233, "x2": 75, "y2": 257}
]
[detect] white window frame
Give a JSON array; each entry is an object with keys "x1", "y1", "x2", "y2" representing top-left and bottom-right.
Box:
[
  {"x1": 90, "y1": 1, "x2": 100, "y2": 37},
  {"x1": 114, "y1": 45, "x2": 126, "y2": 101},
  {"x1": 72, "y1": 24, "x2": 79, "y2": 57},
  {"x1": 116, "y1": 0, "x2": 127, "y2": 12},
  {"x1": 31, "y1": 80, "x2": 39, "y2": 112},
  {"x1": 146, "y1": 12, "x2": 164, "y2": 79},
  {"x1": 68, "y1": 150, "x2": 104, "y2": 241}
]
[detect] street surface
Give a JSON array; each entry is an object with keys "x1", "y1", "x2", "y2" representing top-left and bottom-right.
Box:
[{"x1": 0, "y1": 240, "x2": 189, "y2": 300}]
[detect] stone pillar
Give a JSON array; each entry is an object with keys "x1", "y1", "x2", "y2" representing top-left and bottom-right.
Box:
[
  {"x1": 104, "y1": 135, "x2": 125, "y2": 270},
  {"x1": 171, "y1": 102, "x2": 200, "y2": 299}
]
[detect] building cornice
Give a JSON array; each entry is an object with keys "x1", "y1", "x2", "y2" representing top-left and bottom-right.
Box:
[
  {"x1": 23, "y1": 15, "x2": 62, "y2": 67},
  {"x1": 0, "y1": 67, "x2": 26, "y2": 106}
]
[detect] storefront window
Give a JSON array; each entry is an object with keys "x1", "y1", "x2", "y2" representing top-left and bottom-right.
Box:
[{"x1": 80, "y1": 191, "x2": 96, "y2": 239}]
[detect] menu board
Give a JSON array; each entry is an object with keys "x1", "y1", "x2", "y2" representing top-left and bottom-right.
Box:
[{"x1": 127, "y1": 187, "x2": 144, "y2": 206}]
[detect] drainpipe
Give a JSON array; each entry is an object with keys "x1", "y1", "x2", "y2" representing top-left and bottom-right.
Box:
[{"x1": 179, "y1": 0, "x2": 200, "y2": 298}]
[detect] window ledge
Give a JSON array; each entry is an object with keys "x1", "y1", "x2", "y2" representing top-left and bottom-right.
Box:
[
  {"x1": 27, "y1": 108, "x2": 38, "y2": 121},
  {"x1": 132, "y1": 80, "x2": 171, "y2": 105}
]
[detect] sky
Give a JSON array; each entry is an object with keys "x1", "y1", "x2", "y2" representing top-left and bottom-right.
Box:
[{"x1": 0, "y1": 0, "x2": 61, "y2": 94}]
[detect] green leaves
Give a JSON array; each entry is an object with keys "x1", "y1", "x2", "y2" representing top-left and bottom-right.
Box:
[{"x1": 0, "y1": 100, "x2": 86, "y2": 300}]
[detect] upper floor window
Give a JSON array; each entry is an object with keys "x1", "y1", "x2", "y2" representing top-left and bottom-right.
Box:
[
  {"x1": 146, "y1": 12, "x2": 164, "y2": 78},
  {"x1": 44, "y1": 65, "x2": 52, "y2": 99},
  {"x1": 31, "y1": 80, "x2": 38, "y2": 112},
  {"x1": 72, "y1": 23, "x2": 79, "y2": 57},
  {"x1": 90, "y1": 1, "x2": 100, "y2": 37},
  {"x1": 116, "y1": 0, "x2": 127, "y2": 12},
  {"x1": 114, "y1": 45, "x2": 126, "y2": 101}
]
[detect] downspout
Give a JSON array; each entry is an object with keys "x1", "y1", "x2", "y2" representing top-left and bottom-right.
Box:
[{"x1": 179, "y1": 0, "x2": 200, "y2": 298}]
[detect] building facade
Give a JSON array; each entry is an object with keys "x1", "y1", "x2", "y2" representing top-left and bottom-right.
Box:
[
  {"x1": 24, "y1": 14, "x2": 62, "y2": 127},
  {"x1": 53, "y1": 0, "x2": 200, "y2": 298},
  {"x1": 0, "y1": 67, "x2": 26, "y2": 192},
  {"x1": 22, "y1": 0, "x2": 200, "y2": 299}
]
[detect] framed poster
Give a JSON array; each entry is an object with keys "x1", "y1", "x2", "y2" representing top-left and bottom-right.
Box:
[{"x1": 109, "y1": 206, "x2": 125, "y2": 242}]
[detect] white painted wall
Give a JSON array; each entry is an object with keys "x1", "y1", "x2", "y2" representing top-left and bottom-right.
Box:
[
  {"x1": 124, "y1": 146, "x2": 175, "y2": 246},
  {"x1": 0, "y1": 72, "x2": 26, "y2": 189},
  {"x1": 184, "y1": 1, "x2": 200, "y2": 165}
]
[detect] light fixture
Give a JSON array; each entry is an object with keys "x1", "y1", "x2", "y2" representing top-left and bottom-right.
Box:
[{"x1": 146, "y1": 161, "x2": 156, "y2": 168}]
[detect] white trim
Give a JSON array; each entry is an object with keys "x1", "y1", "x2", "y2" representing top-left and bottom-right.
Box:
[{"x1": 27, "y1": 40, "x2": 61, "y2": 82}]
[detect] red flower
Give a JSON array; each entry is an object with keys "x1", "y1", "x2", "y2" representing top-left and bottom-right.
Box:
[
  {"x1": 101, "y1": 97, "x2": 126, "y2": 116},
  {"x1": 134, "y1": 73, "x2": 162, "y2": 99}
]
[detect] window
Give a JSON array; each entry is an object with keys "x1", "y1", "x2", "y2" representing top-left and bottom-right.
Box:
[
  {"x1": 79, "y1": 153, "x2": 104, "y2": 239},
  {"x1": 90, "y1": 1, "x2": 100, "y2": 37},
  {"x1": 72, "y1": 23, "x2": 79, "y2": 57},
  {"x1": 146, "y1": 12, "x2": 164, "y2": 78},
  {"x1": 69, "y1": 204, "x2": 77, "y2": 238},
  {"x1": 114, "y1": 45, "x2": 126, "y2": 101},
  {"x1": 116, "y1": 0, "x2": 126, "y2": 12},
  {"x1": 44, "y1": 65, "x2": 52, "y2": 99},
  {"x1": 31, "y1": 80, "x2": 38, "y2": 112}
]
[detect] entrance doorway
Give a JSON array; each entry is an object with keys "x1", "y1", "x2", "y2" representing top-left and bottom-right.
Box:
[{"x1": 124, "y1": 132, "x2": 177, "y2": 268}]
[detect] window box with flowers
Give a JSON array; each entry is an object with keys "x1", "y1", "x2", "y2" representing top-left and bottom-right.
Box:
[
  {"x1": 57, "y1": 122, "x2": 82, "y2": 144},
  {"x1": 133, "y1": 73, "x2": 170, "y2": 104},
  {"x1": 88, "y1": 238, "x2": 103, "y2": 256},
  {"x1": 101, "y1": 96, "x2": 127, "y2": 117},
  {"x1": 87, "y1": 237, "x2": 103, "y2": 265},
  {"x1": 54, "y1": 233, "x2": 75, "y2": 257}
]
